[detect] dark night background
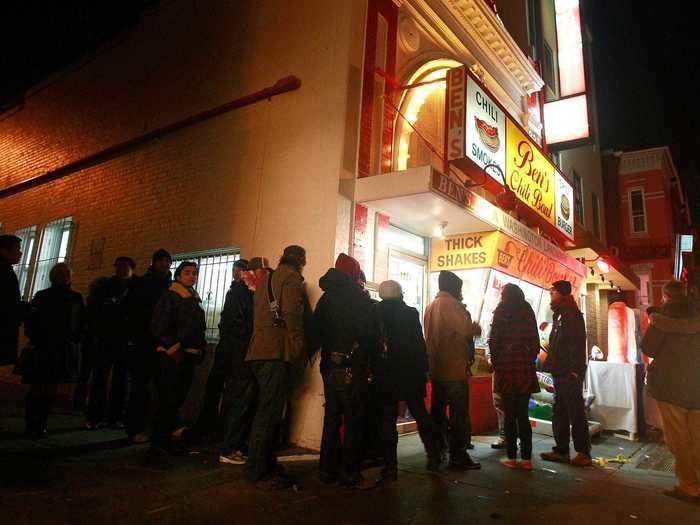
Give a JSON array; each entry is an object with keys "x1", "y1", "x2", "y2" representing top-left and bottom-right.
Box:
[{"x1": 1, "y1": 1, "x2": 698, "y2": 219}]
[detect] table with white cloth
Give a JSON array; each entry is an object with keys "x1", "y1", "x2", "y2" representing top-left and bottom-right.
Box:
[{"x1": 586, "y1": 361, "x2": 642, "y2": 437}]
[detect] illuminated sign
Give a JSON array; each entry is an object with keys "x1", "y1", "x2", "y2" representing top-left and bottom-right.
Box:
[
  {"x1": 466, "y1": 75, "x2": 506, "y2": 184},
  {"x1": 555, "y1": 0, "x2": 585, "y2": 97},
  {"x1": 544, "y1": 0, "x2": 590, "y2": 145},
  {"x1": 446, "y1": 67, "x2": 466, "y2": 161},
  {"x1": 544, "y1": 95, "x2": 589, "y2": 144},
  {"x1": 445, "y1": 66, "x2": 576, "y2": 242},
  {"x1": 506, "y1": 119, "x2": 556, "y2": 226},
  {"x1": 429, "y1": 230, "x2": 583, "y2": 293},
  {"x1": 430, "y1": 231, "x2": 498, "y2": 272},
  {"x1": 555, "y1": 171, "x2": 575, "y2": 237}
]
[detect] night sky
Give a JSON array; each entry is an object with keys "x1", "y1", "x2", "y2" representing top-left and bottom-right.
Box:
[
  {"x1": 1, "y1": 1, "x2": 698, "y2": 219},
  {"x1": 587, "y1": 0, "x2": 700, "y2": 221}
]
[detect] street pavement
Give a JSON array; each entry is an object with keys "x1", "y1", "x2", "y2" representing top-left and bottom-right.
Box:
[{"x1": 0, "y1": 414, "x2": 697, "y2": 524}]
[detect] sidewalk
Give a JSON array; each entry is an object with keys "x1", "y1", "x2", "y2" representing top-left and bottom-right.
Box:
[{"x1": 1, "y1": 416, "x2": 694, "y2": 525}]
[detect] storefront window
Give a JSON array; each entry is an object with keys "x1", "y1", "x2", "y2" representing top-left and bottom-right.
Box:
[
  {"x1": 428, "y1": 268, "x2": 489, "y2": 326},
  {"x1": 394, "y1": 59, "x2": 461, "y2": 172},
  {"x1": 388, "y1": 250, "x2": 426, "y2": 316}
]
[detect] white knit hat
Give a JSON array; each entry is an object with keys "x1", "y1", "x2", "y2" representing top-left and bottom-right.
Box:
[{"x1": 379, "y1": 280, "x2": 403, "y2": 300}]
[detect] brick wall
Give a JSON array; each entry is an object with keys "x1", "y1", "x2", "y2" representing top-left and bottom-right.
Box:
[{"x1": 0, "y1": 0, "x2": 366, "y2": 450}]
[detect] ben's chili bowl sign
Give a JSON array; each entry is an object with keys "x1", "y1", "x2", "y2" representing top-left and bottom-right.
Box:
[{"x1": 506, "y1": 119, "x2": 556, "y2": 226}]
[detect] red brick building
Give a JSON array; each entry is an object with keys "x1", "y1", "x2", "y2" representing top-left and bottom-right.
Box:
[{"x1": 603, "y1": 147, "x2": 692, "y2": 307}]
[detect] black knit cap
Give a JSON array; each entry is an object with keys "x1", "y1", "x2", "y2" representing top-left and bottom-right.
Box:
[
  {"x1": 282, "y1": 245, "x2": 306, "y2": 267},
  {"x1": 550, "y1": 280, "x2": 572, "y2": 296},
  {"x1": 438, "y1": 270, "x2": 462, "y2": 298},
  {"x1": 152, "y1": 248, "x2": 172, "y2": 263}
]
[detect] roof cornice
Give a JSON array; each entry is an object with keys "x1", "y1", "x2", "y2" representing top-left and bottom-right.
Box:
[{"x1": 439, "y1": 0, "x2": 544, "y2": 94}]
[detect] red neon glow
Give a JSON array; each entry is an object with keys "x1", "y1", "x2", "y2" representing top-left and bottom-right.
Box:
[
  {"x1": 596, "y1": 259, "x2": 610, "y2": 274},
  {"x1": 555, "y1": 0, "x2": 586, "y2": 97},
  {"x1": 543, "y1": 95, "x2": 589, "y2": 144}
]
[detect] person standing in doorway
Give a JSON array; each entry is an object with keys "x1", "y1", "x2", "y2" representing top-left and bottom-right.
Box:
[
  {"x1": 424, "y1": 270, "x2": 481, "y2": 471},
  {"x1": 315, "y1": 253, "x2": 374, "y2": 489},
  {"x1": 145, "y1": 261, "x2": 207, "y2": 467},
  {"x1": 641, "y1": 279, "x2": 700, "y2": 504},
  {"x1": 124, "y1": 249, "x2": 172, "y2": 443},
  {"x1": 540, "y1": 280, "x2": 591, "y2": 467},
  {"x1": 244, "y1": 246, "x2": 307, "y2": 490},
  {"x1": 85, "y1": 256, "x2": 137, "y2": 430},
  {"x1": 489, "y1": 283, "x2": 540, "y2": 470},
  {"x1": 369, "y1": 280, "x2": 439, "y2": 482}
]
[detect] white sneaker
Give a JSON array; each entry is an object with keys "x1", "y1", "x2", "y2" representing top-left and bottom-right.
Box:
[{"x1": 219, "y1": 451, "x2": 247, "y2": 465}]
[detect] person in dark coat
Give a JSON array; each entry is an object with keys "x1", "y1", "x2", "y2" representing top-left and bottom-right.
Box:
[
  {"x1": 145, "y1": 261, "x2": 207, "y2": 467},
  {"x1": 0, "y1": 234, "x2": 26, "y2": 367},
  {"x1": 315, "y1": 253, "x2": 375, "y2": 489},
  {"x1": 368, "y1": 280, "x2": 439, "y2": 482},
  {"x1": 124, "y1": 248, "x2": 172, "y2": 442},
  {"x1": 85, "y1": 256, "x2": 137, "y2": 429},
  {"x1": 488, "y1": 283, "x2": 540, "y2": 470},
  {"x1": 217, "y1": 258, "x2": 260, "y2": 464},
  {"x1": 22, "y1": 263, "x2": 84, "y2": 437},
  {"x1": 195, "y1": 258, "x2": 251, "y2": 440},
  {"x1": 540, "y1": 280, "x2": 591, "y2": 467}
]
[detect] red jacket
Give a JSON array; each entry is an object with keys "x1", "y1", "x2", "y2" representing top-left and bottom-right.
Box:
[{"x1": 488, "y1": 300, "x2": 540, "y2": 395}]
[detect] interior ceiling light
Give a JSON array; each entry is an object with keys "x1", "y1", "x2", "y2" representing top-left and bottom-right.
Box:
[{"x1": 433, "y1": 221, "x2": 448, "y2": 240}]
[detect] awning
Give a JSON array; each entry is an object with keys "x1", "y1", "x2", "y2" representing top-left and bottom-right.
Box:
[
  {"x1": 567, "y1": 228, "x2": 640, "y2": 291},
  {"x1": 350, "y1": 165, "x2": 585, "y2": 279}
]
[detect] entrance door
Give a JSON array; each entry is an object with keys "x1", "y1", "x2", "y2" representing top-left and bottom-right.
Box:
[{"x1": 388, "y1": 249, "x2": 427, "y2": 318}]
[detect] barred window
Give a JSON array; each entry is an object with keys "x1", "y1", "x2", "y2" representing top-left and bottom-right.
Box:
[
  {"x1": 13, "y1": 225, "x2": 38, "y2": 299},
  {"x1": 170, "y1": 248, "x2": 240, "y2": 342},
  {"x1": 31, "y1": 217, "x2": 75, "y2": 297}
]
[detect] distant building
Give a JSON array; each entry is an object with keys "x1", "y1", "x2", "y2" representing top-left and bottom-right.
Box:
[{"x1": 603, "y1": 147, "x2": 693, "y2": 307}]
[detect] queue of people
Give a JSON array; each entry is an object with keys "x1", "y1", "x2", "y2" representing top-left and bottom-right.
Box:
[{"x1": 1, "y1": 232, "x2": 598, "y2": 493}]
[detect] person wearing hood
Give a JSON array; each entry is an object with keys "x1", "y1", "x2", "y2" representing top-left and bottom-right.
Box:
[
  {"x1": 85, "y1": 256, "x2": 137, "y2": 430},
  {"x1": 540, "y1": 280, "x2": 591, "y2": 467},
  {"x1": 144, "y1": 261, "x2": 206, "y2": 467},
  {"x1": 489, "y1": 283, "x2": 540, "y2": 470},
  {"x1": 424, "y1": 270, "x2": 482, "y2": 471},
  {"x1": 368, "y1": 280, "x2": 439, "y2": 482},
  {"x1": 124, "y1": 248, "x2": 172, "y2": 442},
  {"x1": 244, "y1": 246, "x2": 307, "y2": 490},
  {"x1": 315, "y1": 253, "x2": 375, "y2": 489},
  {"x1": 21, "y1": 263, "x2": 84, "y2": 436},
  {"x1": 641, "y1": 279, "x2": 700, "y2": 504}
]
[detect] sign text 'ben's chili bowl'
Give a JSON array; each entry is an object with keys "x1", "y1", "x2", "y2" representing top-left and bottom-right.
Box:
[{"x1": 445, "y1": 66, "x2": 575, "y2": 242}]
